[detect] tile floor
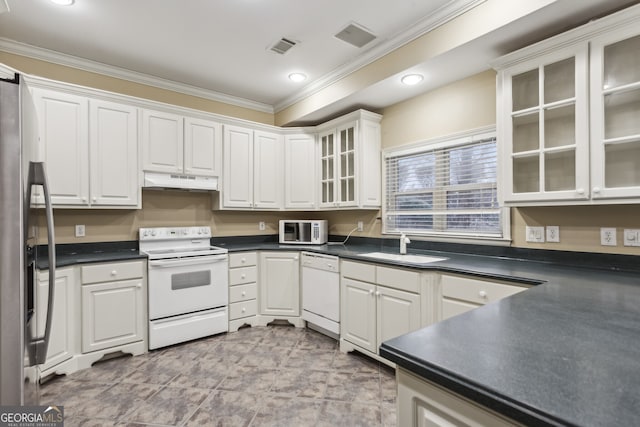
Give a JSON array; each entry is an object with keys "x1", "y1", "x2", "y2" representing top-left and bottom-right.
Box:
[{"x1": 41, "y1": 324, "x2": 397, "y2": 426}]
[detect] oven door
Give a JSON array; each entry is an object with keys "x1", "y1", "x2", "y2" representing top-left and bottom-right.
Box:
[{"x1": 148, "y1": 254, "x2": 228, "y2": 320}]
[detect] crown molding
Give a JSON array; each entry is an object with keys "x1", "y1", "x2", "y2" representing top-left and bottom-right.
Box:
[
  {"x1": 0, "y1": 38, "x2": 274, "y2": 114},
  {"x1": 273, "y1": 0, "x2": 486, "y2": 113}
]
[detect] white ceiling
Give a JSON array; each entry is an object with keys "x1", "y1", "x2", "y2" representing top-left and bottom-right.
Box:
[{"x1": 0, "y1": 0, "x2": 638, "y2": 124}]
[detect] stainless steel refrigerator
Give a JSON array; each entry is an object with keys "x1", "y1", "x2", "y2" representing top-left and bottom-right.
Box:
[{"x1": 0, "y1": 74, "x2": 56, "y2": 405}]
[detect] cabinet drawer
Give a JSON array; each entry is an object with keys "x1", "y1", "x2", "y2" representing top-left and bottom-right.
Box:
[
  {"x1": 229, "y1": 266, "x2": 257, "y2": 285},
  {"x1": 341, "y1": 260, "x2": 375, "y2": 283},
  {"x1": 229, "y1": 283, "x2": 257, "y2": 303},
  {"x1": 376, "y1": 266, "x2": 420, "y2": 293},
  {"x1": 81, "y1": 261, "x2": 144, "y2": 285},
  {"x1": 229, "y1": 299, "x2": 257, "y2": 320},
  {"x1": 229, "y1": 252, "x2": 257, "y2": 268},
  {"x1": 441, "y1": 275, "x2": 528, "y2": 305}
]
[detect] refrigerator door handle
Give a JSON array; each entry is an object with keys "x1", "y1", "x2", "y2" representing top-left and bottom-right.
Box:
[{"x1": 24, "y1": 161, "x2": 56, "y2": 366}]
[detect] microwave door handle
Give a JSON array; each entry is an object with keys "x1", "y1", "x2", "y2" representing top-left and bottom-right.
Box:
[
  {"x1": 24, "y1": 161, "x2": 56, "y2": 365},
  {"x1": 149, "y1": 255, "x2": 227, "y2": 268}
]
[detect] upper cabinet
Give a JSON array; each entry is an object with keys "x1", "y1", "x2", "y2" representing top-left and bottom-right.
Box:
[
  {"x1": 219, "y1": 124, "x2": 283, "y2": 210},
  {"x1": 284, "y1": 133, "x2": 316, "y2": 209},
  {"x1": 141, "y1": 109, "x2": 222, "y2": 177},
  {"x1": 317, "y1": 110, "x2": 382, "y2": 209},
  {"x1": 494, "y1": 4, "x2": 640, "y2": 205},
  {"x1": 32, "y1": 87, "x2": 139, "y2": 208}
]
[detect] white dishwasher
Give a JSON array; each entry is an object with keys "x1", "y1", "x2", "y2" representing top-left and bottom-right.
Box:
[{"x1": 301, "y1": 252, "x2": 340, "y2": 338}]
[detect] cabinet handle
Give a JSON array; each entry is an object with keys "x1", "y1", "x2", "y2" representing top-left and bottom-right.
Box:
[
  {"x1": 111, "y1": 270, "x2": 117, "y2": 276},
  {"x1": 479, "y1": 290, "x2": 487, "y2": 299},
  {"x1": 593, "y1": 187, "x2": 601, "y2": 194}
]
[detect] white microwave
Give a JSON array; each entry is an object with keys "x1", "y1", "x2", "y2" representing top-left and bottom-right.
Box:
[{"x1": 279, "y1": 220, "x2": 328, "y2": 245}]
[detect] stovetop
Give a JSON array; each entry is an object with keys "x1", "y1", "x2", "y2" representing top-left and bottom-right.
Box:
[{"x1": 139, "y1": 226, "x2": 227, "y2": 259}]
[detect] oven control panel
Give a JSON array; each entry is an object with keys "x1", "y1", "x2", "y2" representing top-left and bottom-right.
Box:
[{"x1": 139, "y1": 226, "x2": 211, "y2": 240}]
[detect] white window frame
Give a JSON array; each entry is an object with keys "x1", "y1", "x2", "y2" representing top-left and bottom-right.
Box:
[{"x1": 382, "y1": 126, "x2": 511, "y2": 244}]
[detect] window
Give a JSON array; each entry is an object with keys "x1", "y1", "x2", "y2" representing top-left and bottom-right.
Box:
[{"x1": 384, "y1": 129, "x2": 506, "y2": 240}]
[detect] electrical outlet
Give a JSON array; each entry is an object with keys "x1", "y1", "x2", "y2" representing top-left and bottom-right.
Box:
[
  {"x1": 357, "y1": 221, "x2": 363, "y2": 232},
  {"x1": 259, "y1": 221, "x2": 266, "y2": 231},
  {"x1": 75, "y1": 224, "x2": 85, "y2": 237},
  {"x1": 546, "y1": 226, "x2": 560, "y2": 243},
  {"x1": 525, "y1": 226, "x2": 544, "y2": 243},
  {"x1": 623, "y1": 229, "x2": 640, "y2": 247},
  {"x1": 600, "y1": 227, "x2": 617, "y2": 246}
]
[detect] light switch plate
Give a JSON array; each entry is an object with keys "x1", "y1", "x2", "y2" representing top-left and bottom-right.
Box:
[
  {"x1": 75, "y1": 224, "x2": 85, "y2": 237},
  {"x1": 259, "y1": 221, "x2": 266, "y2": 231},
  {"x1": 357, "y1": 221, "x2": 364, "y2": 232},
  {"x1": 600, "y1": 227, "x2": 617, "y2": 246},
  {"x1": 546, "y1": 226, "x2": 560, "y2": 243},
  {"x1": 623, "y1": 229, "x2": 640, "y2": 247},
  {"x1": 525, "y1": 226, "x2": 545, "y2": 243}
]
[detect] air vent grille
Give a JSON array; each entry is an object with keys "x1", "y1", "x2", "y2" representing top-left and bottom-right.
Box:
[
  {"x1": 270, "y1": 38, "x2": 297, "y2": 55},
  {"x1": 335, "y1": 22, "x2": 376, "y2": 48}
]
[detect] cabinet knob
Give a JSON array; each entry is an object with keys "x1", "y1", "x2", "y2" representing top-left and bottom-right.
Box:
[
  {"x1": 593, "y1": 187, "x2": 601, "y2": 194},
  {"x1": 137, "y1": 283, "x2": 142, "y2": 288},
  {"x1": 241, "y1": 291, "x2": 246, "y2": 297},
  {"x1": 92, "y1": 197, "x2": 96, "y2": 202},
  {"x1": 111, "y1": 270, "x2": 117, "y2": 276},
  {"x1": 242, "y1": 307, "x2": 246, "y2": 313},
  {"x1": 369, "y1": 290, "x2": 374, "y2": 296},
  {"x1": 82, "y1": 197, "x2": 87, "y2": 202},
  {"x1": 294, "y1": 257, "x2": 299, "y2": 261},
  {"x1": 576, "y1": 188, "x2": 585, "y2": 195},
  {"x1": 376, "y1": 291, "x2": 381, "y2": 297},
  {"x1": 479, "y1": 290, "x2": 487, "y2": 299},
  {"x1": 241, "y1": 258, "x2": 246, "y2": 263},
  {"x1": 241, "y1": 274, "x2": 246, "y2": 279}
]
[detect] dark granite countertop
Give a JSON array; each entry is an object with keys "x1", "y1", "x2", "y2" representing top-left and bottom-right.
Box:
[
  {"x1": 36, "y1": 236, "x2": 640, "y2": 426},
  {"x1": 35, "y1": 241, "x2": 146, "y2": 269}
]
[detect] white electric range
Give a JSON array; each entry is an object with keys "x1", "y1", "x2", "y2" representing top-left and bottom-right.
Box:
[{"x1": 139, "y1": 226, "x2": 228, "y2": 349}]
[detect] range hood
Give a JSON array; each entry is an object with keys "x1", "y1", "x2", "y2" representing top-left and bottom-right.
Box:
[{"x1": 143, "y1": 172, "x2": 218, "y2": 191}]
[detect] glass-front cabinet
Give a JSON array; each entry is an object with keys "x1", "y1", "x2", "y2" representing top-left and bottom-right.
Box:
[
  {"x1": 498, "y1": 44, "x2": 589, "y2": 203},
  {"x1": 590, "y1": 27, "x2": 640, "y2": 199},
  {"x1": 494, "y1": 4, "x2": 640, "y2": 205},
  {"x1": 319, "y1": 122, "x2": 357, "y2": 208}
]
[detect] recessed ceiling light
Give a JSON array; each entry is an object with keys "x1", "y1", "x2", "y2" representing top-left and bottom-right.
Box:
[
  {"x1": 51, "y1": 0, "x2": 74, "y2": 5},
  {"x1": 288, "y1": 73, "x2": 307, "y2": 83},
  {"x1": 401, "y1": 74, "x2": 423, "y2": 85}
]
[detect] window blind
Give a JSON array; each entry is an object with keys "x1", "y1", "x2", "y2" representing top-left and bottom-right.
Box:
[{"x1": 384, "y1": 133, "x2": 502, "y2": 238}]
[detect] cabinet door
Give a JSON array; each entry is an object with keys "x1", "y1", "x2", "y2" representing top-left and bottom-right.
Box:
[
  {"x1": 254, "y1": 130, "x2": 283, "y2": 209},
  {"x1": 285, "y1": 134, "x2": 316, "y2": 209},
  {"x1": 141, "y1": 109, "x2": 183, "y2": 173},
  {"x1": 32, "y1": 88, "x2": 89, "y2": 206},
  {"x1": 81, "y1": 279, "x2": 144, "y2": 353},
  {"x1": 36, "y1": 268, "x2": 77, "y2": 371},
  {"x1": 223, "y1": 125, "x2": 254, "y2": 208},
  {"x1": 340, "y1": 277, "x2": 376, "y2": 353},
  {"x1": 259, "y1": 252, "x2": 300, "y2": 317},
  {"x1": 318, "y1": 131, "x2": 337, "y2": 208},
  {"x1": 590, "y1": 26, "x2": 640, "y2": 199},
  {"x1": 89, "y1": 100, "x2": 138, "y2": 206},
  {"x1": 336, "y1": 122, "x2": 357, "y2": 207},
  {"x1": 359, "y1": 118, "x2": 381, "y2": 207},
  {"x1": 184, "y1": 117, "x2": 221, "y2": 177},
  {"x1": 500, "y1": 44, "x2": 589, "y2": 204},
  {"x1": 376, "y1": 286, "x2": 420, "y2": 345}
]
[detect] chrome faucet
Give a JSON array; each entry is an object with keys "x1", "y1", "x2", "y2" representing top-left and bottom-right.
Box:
[{"x1": 400, "y1": 233, "x2": 411, "y2": 255}]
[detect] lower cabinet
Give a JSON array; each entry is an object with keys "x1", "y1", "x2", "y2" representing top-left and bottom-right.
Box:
[
  {"x1": 80, "y1": 260, "x2": 146, "y2": 353},
  {"x1": 259, "y1": 251, "x2": 300, "y2": 318},
  {"x1": 438, "y1": 274, "x2": 529, "y2": 321},
  {"x1": 340, "y1": 260, "x2": 422, "y2": 363},
  {"x1": 228, "y1": 251, "x2": 258, "y2": 332},
  {"x1": 397, "y1": 368, "x2": 522, "y2": 427},
  {"x1": 36, "y1": 267, "x2": 78, "y2": 374}
]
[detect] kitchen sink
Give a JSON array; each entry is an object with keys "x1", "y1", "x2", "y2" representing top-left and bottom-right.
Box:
[{"x1": 359, "y1": 252, "x2": 447, "y2": 264}]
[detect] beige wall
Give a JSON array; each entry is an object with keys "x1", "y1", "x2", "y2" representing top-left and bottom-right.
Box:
[{"x1": 0, "y1": 52, "x2": 274, "y2": 125}]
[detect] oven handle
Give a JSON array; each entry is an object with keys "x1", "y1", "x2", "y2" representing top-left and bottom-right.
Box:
[{"x1": 149, "y1": 255, "x2": 228, "y2": 268}]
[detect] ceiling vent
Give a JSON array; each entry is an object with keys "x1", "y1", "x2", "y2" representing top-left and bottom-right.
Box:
[
  {"x1": 269, "y1": 37, "x2": 297, "y2": 55},
  {"x1": 334, "y1": 22, "x2": 376, "y2": 48}
]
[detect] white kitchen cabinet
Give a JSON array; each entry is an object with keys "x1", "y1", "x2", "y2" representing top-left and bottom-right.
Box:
[
  {"x1": 32, "y1": 88, "x2": 89, "y2": 206},
  {"x1": 258, "y1": 251, "x2": 300, "y2": 319},
  {"x1": 284, "y1": 133, "x2": 316, "y2": 209},
  {"x1": 36, "y1": 267, "x2": 78, "y2": 374},
  {"x1": 32, "y1": 88, "x2": 139, "y2": 208},
  {"x1": 317, "y1": 110, "x2": 382, "y2": 209},
  {"x1": 228, "y1": 252, "x2": 258, "y2": 332},
  {"x1": 142, "y1": 109, "x2": 222, "y2": 177},
  {"x1": 397, "y1": 368, "x2": 521, "y2": 427},
  {"x1": 340, "y1": 260, "x2": 422, "y2": 364},
  {"x1": 80, "y1": 260, "x2": 146, "y2": 353},
  {"x1": 494, "y1": 6, "x2": 640, "y2": 205},
  {"x1": 437, "y1": 274, "x2": 529, "y2": 321},
  {"x1": 90, "y1": 99, "x2": 139, "y2": 206},
  {"x1": 220, "y1": 125, "x2": 283, "y2": 210}
]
